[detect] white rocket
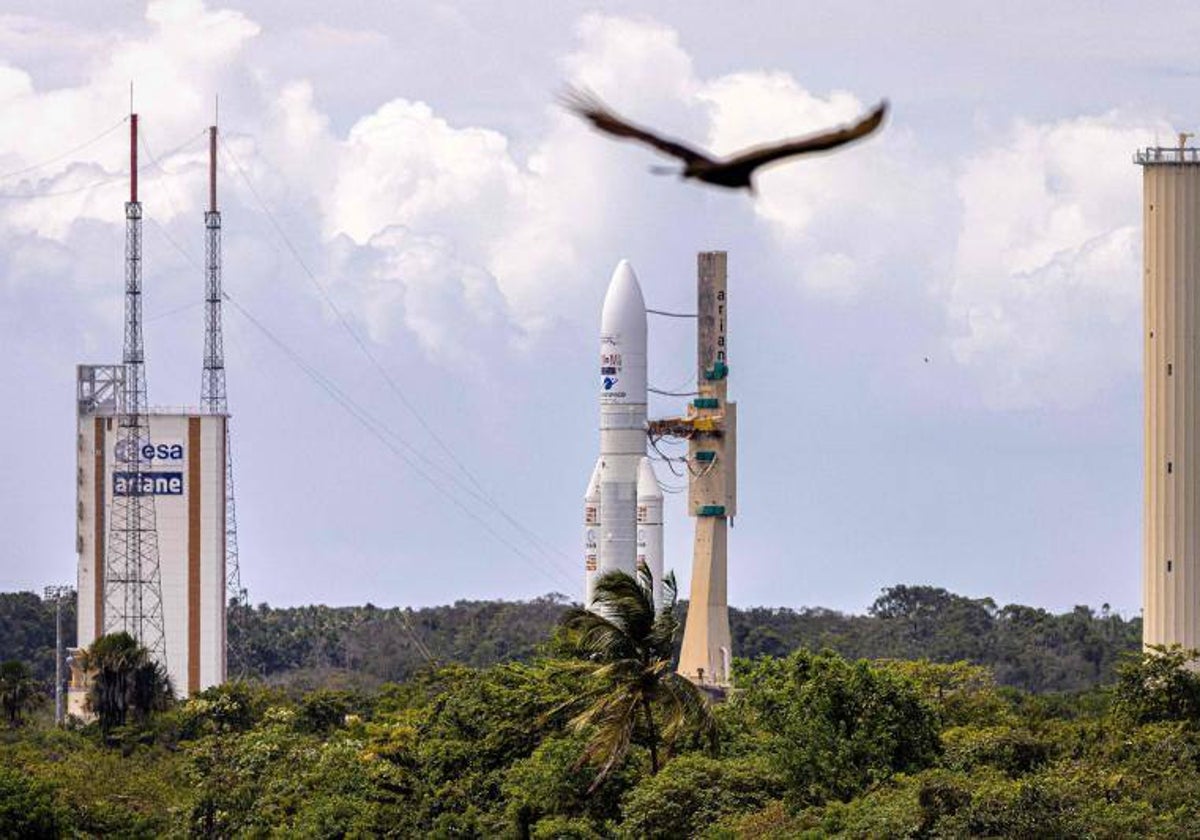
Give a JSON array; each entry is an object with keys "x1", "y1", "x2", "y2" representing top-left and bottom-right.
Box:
[{"x1": 584, "y1": 261, "x2": 664, "y2": 610}]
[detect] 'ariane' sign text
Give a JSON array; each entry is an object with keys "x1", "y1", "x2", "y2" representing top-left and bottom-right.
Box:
[{"x1": 113, "y1": 472, "x2": 184, "y2": 496}]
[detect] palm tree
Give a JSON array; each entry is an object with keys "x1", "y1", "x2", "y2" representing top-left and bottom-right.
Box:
[
  {"x1": 78, "y1": 632, "x2": 173, "y2": 731},
  {"x1": 0, "y1": 661, "x2": 40, "y2": 727},
  {"x1": 555, "y1": 567, "x2": 715, "y2": 789}
]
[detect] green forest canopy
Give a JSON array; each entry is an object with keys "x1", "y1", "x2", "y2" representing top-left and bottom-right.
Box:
[
  {"x1": 1, "y1": 634, "x2": 1196, "y2": 836},
  {"x1": 1, "y1": 584, "x2": 1140, "y2": 694}
]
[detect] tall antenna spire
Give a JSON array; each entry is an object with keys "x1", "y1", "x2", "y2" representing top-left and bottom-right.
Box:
[
  {"x1": 105, "y1": 111, "x2": 168, "y2": 664},
  {"x1": 200, "y1": 121, "x2": 246, "y2": 675}
]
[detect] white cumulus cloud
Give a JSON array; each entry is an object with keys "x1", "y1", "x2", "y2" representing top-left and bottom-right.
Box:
[{"x1": 946, "y1": 113, "x2": 1163, "y2": 409}]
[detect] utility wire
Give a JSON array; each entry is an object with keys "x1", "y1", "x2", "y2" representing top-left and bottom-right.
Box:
[
  {"x1": 219, "y1": 136, "x2": 489, "y2": 494},
  {"x1": 0, "y1": 116, "x2": 128, "y2": 181},
  {"x1": 649, "y1": 387, "x2": 699, "y2": 397},
  {"x1": 146, "y1": 299, "x2": 203, "y2": 323},
  {"x1": 144, "y1": 206, "x2": 518, "y2": 535},
  {"x1": 226, "y1": 292, "x2": 577, "y2": 595},
  {"x1": 218, "y1": 134, "x2": 576, "y2": 579},
  {"x1": 647, "y1": 309, "x2": 697, "y2": 318},
  {"x1": 139, "y1": 128, "x2": 198, "y2": 242},
  {"x1": 0, "y1": 128, "x2": 206, "y2": 201},
  {"x1": 0, "y1": 171, "x2": 125, "y2": 200},
  {"x1": 399, "y1": 609, "x2": 436, "y2": 663},
  {"x1": 223, "y1": 292, "x2": 578, "y2": 595},
  {"x1": 146, "y1": 216, "x2": 201, "y2": 269}
]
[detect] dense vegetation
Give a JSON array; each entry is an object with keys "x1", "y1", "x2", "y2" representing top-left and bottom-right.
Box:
[
  {"x1": 0, "y1": 592, "x2": 75, "y2": 683},
  {"x1": 3, "y1": 633, "x2": 1200, "y2": 836},
  {"x1": 2, "y1": 585, "x2": 1141, "y2": 693}
]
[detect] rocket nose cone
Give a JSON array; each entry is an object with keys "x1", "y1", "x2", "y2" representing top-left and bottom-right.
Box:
[
  {"x1": 601, "y1": 260, "x2": 647, "y2": 338},
  {"x1": 585, "y1": 459, "x2": 603, "y2": 500},
  {"x1": 636, "y1": 456, "x2": 663, "y2": 500}
]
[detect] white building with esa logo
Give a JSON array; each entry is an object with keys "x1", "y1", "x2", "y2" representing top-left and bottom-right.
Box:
[{"x1": 73, "y1": 365, "x2": 227, "y2": 704}]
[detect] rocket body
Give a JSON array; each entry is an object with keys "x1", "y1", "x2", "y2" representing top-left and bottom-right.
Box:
[{"x1": 584, "y1": 260, "x2": 662, "y2": 609}]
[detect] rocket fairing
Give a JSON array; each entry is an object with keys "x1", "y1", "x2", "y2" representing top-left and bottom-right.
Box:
[{"x1": 584, "y1": 260, "x2": 663, "y2": 610}]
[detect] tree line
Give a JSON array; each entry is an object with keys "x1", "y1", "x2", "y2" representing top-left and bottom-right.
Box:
[
  {"x1": 1, "y1": 584, "x2": 1141, "y2": 693},
  {"x1": 0, "y1": 572, "x2": 1193, "y2": 837}
]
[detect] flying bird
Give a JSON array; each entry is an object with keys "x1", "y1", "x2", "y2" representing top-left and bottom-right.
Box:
[{"x1": 562, "y1": 87, "x2": 888, "y2": 192}]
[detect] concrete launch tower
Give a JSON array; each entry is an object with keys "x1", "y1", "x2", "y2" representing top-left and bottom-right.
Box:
[
  {"x1": 648, "y1": 252, "x2": 737, "y2": 689},
  {"x1": 675, "y1": 252, "x2": 735, "y2": 687},
  {"x1": 1137, "y1": 138, "x2": 1200, "y2": 651}
]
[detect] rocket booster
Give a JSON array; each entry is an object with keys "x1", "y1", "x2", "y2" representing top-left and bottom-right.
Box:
[
  {"x1": 584, "y1": 260, "x2": 663, "y2": 609},
  {"x1": 637, "y1": 455, "x2": 664, "y2": 611},
  {"x1": 583, "y1": 462, "x2": 602, "y2": 606}
]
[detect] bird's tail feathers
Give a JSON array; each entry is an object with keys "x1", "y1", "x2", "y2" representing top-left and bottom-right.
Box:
[{"x1": 648, "y1": 165, "x2": 677, "y2": 176}]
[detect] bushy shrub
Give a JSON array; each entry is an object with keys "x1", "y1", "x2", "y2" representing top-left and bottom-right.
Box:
[
  {"x1": 619, "y1": 754, "x2": 783, "y2": 839},
  {"x1": 729, "y1": 650, "x2": 941, "y2": 806}
]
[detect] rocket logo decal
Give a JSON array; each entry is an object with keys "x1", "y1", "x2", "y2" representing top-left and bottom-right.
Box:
[{"x1": 603, "y1": 376, "x2": 618, "y2": 391}]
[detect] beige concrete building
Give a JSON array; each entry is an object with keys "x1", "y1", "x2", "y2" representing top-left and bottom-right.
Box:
[
  {"x1": 1137, "y1": 142, "x2": 1200, "y2": 652},
  {"x1": 73, "y1": 364, "x2": 227, "y2": 708}
]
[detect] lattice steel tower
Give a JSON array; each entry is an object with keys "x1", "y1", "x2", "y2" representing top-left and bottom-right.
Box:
[
  {"x1": 200, "y1": 124, "x2": 246, "y2": 670},
  {"x1": 104, "y1": 113, "x2": 168, "y2": 663}
]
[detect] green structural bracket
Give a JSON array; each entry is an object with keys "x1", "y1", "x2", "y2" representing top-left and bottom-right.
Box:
[
  {"x1": 693, "y1": 397, "x2": 719, "y2": 409},
  {"x1": 703, "y1": 362, "x2": 729, "y2": 381},
  {"x1": 694, "y1": 450, "x2": 717, "y2": 463},
  {"x1": 697, "y1": 504, "x2": 726, "y2": 517}
]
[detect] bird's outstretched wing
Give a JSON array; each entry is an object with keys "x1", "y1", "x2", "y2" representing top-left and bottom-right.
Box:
[
  {"x1": 560, "y1": 87, "x2": 712, "y2": 167},
  {"x1": 720, "y1": 101, "x2": 888, "y2": 176}
]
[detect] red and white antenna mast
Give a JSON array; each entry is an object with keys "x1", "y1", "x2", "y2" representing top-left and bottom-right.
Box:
[
  {"x1": 105, "y1": 109, "x2": 168, "y2": 663},
  {"x1": 200, "y1": 117, "x2": 245, "y2": 676}
]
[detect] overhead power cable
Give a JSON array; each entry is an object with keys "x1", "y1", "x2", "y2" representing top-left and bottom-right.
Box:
[
  {"x1": 218, "y1": 133, "x2": 576, "y2": 580},
  {"x1": 143, "y1": 211, "x2": 530, "y2": 545},
  {"x1": 0, "y1": 171, "x2": 125, "y2": 200},
  {"x1": 140, "y1": 181, "x2": 570, "y2": 639},
  {"x1": 219, "y1": 136, "x2": 488, "y2": 489},
  {"x1": 223, "y1": 292, "x2": 578, "y2": 595},
  {"x1": 145, "y1": 299, "x2": 203, "y2": 323},
  {"x1": 139, "y1": 128, "x2": 198, "y2": 244},
  {"x1": 0, "y1": 128, "x2": 206, "y2": 201},
  {"x1": 647, "y1": 309, "x2": 697, "y2": 318},
  {"x1": 146, "y1": 216, "x2": 201, "y2": 269},
  {"x1": 649, "y1": 387, "x2": 699, "y2": 397},
  {"x1": 0, "y1": 116, "x2": 129, "y2": 182}
]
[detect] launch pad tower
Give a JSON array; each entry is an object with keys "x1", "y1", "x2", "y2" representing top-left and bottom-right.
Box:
[
  {"x1": 649, "y1": 252, "x2": 737, "y2": 689},
  {"x1": 1137, "y1": 139, "x2": 1200, "y2": 653}
]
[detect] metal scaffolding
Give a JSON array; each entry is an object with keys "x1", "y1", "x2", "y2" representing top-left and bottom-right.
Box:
[
  {"x1": 104, "y1": 113, "x2": 168, "y2": 664},
  {"x1": 200, "y1": 124, "x2": 246, "y2": 676}
]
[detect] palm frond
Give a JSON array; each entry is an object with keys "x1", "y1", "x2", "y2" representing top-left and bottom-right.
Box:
[
  {"x1": 591, "y1": 570, "x2": 656, "y2": 644},
  {"x1": 558, "y1": 607, "x2": 640, "y2": 661},
  {"x1": 643, "y1": 572, "x2": 681, "y2": 658},
  {"x1": 569, "y1": 690, "x2": 641, "y2": 791},
  {"x1": 552, "y1": 568, "x2": 714, "y2": 790},
  {"x1": 656, "y1": 672, "x2": 717, "y2": 752}
]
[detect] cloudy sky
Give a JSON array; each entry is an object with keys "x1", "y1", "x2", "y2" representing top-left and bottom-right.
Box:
[{"x1": 2, "y1": 0, "x2": 1194, "y2": 616}]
